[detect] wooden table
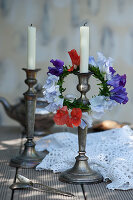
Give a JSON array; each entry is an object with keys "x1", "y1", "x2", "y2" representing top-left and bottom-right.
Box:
[{"x1": 1, "y1": 126, "x2": 133, "y2": 200}]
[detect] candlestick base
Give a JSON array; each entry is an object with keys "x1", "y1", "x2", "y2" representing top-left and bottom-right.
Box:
[
  {"x1": 59, "y1": 154, "x2": 103, "y2": 184},
  {"x1": 10, "y1": 140, "x2": 43, "y2": 168}
]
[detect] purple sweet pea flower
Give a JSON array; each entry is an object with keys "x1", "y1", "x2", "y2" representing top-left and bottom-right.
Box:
[
  {"x1": 110, "y1": 86, "x2": 128, "y2": 104},
  {"x1": 109, "y1": 67, "x2": 116, "y2": 75},
  {"x1": 107, "y1": 74, "x2": 126, "y2": 88},
  {"x1": 50, "y1": 59, "x2": 64, "y2": 68},
  {"x1": 48, "y1": 59, "x2": 64, "y2": 76}
]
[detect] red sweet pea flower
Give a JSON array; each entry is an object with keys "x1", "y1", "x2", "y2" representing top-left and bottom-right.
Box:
[
  {"x1": 68, "y1": 49, "x2": 80, "y2": 66},
  {"x1": 66, "y1": 117, "x2": 73, "y2": 128},
  {"x1": 54, "y1": 106, "x2": 82, "y2": 128},
  {"x1": 71, "y1": 108, "x2": 82, "y2": 127},
  {"x1": 54, "y1": 106, "x2": 69, "y2": 125},
  {"x1": 68, "y1": 49, "x2": 80, "y2": 72}
]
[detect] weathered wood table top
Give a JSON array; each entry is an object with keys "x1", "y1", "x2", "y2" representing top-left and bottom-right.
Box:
[{"x1": 1, "y1": 126, "x2": 133, "y2": 200}]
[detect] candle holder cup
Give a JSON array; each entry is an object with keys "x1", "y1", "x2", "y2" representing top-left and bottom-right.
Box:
[
  {"x1": 59, "y1": 72, "x2": 103, "y2": 184},
  {"x1": 10, "y1": 68, "x2": 43, "y2": 168}
]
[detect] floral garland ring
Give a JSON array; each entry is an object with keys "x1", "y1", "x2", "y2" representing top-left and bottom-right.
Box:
[{"x1": 43, "y1": 49, "x2": 128, "y2": 129}]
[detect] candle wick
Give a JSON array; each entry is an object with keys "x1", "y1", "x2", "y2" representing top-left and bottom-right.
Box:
[
  {"x1": 84, "y1": 22, "x2": 87, "y2": 26},
  {"x1": 31, "y1": 24, "x2": 32, "y2": 26}
]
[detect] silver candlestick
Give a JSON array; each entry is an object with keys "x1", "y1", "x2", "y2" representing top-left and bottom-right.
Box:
[
  {"x1": 10, "y1": 69, "x2": 43, "y2": 168},
  {"x1": 59, "y1": 72, "x2": 103, "y2": 184}
]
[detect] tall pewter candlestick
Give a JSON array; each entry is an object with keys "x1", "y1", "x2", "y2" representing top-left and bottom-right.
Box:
[
  {"x1": 10, "y1": 69, "x2": 43, "y2": 168},
  {"x1": 59, "y1": 72, "x2": 103, "y2": 184}
]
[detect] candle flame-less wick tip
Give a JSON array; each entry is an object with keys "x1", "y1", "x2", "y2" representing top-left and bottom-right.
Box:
[{"x1": 84, "y1": 22, "x2": 88, "y2": 26}]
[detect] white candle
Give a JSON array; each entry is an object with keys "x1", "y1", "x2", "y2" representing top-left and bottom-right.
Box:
[
  {"x1": 80, "y1": 26, "x2": 89, "y2": 73},
  {"x1": 27, "y1": 24, "x2": 36, "y2": 69}
]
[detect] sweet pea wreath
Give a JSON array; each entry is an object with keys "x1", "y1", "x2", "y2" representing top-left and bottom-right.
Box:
[{"x1": 43, "y1": 49, "x2": 128, "y2": 129}]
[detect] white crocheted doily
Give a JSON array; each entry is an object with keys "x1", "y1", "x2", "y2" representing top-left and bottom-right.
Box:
[{"x1": 35, "y1": 126, "x2": 133, "y2": 190}]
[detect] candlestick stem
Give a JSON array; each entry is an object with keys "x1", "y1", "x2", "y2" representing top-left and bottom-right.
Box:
[
  {"x1": 59, "y1": 72, "x2": 103, "y2": 184},
  {"x1": 10, "y1": 69, "x2": 43, "y2": 168}
]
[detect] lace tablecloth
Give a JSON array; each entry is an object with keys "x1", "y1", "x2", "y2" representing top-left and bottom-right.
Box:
[{"x1": 35, "y1": 126, "x2": 133, "y2": 190}]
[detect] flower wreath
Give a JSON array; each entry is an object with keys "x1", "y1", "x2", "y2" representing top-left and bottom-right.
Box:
[{"x1": 43, "y1": 49, "x2": 128, "y2": 129}]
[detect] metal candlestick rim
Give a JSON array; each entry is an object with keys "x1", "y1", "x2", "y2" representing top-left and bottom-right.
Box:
[
  {"x1": 22, "y1": 68, "x2": 41, "y2": 72},
  {"x1": 73, "y1": 71, "x2": 93, "y2": 76}
]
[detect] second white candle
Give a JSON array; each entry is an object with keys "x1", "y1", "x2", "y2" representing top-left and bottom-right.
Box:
[{"x1": 80, "y1": 26, "x2": 89, "y2": 73}]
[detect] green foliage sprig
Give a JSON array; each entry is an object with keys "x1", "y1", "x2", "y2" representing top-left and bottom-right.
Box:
[{"x1": 89, "y1": 64, "x2": 110, "y2": 97}]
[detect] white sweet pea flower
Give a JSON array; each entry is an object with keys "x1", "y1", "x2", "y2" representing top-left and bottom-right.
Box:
[
  {"x1": 89, "y1": 56, "x2": 97, "y2": 66},
  {"x1": 44, "y1": 84, "x2": 58, "y2": 93},
  {"x1": 45, "y1": 103, "x2": 59, "y2": 113},
  {"x1": 42, "y1": 74, "x2": 64, "y2": 113},
  {"x1": 43, "y1": 85, "x2": 60, "y2": 103},
  {"x1": 104, "y1": 98, "x2": 117, "y2": 110},
  {"x1": 43, "y1": 91, "x2": 56, "y2": 103},
  {"x1": 44, "y1": 85, "x2": 60, "y2": 96},
  {"x1": 90, "y1": 96, "x2": 105, "y2": 113},
  {"x1": 43, "y1": 74, "x2": 59, "y2": 94},
  {"x1": 45, "y1": 97, "x2": 64, "y2": 113},
  {"x1": 97, "y1": 52, "x2": 106, "y2": 72},
  {"x1": 54, "y1": 96, "x2": 64, "y2": 106},
  {"x1": 43, "y1": 74, "x2": 59, "y2": 90},
  {"x1": 90, "y1": 96, "x2": 116, "y2": 119},
  {"x1": 97, "y1": 52, "x2": 114, "y2": 81},
  {"x1": 80, "y1": 112, "x2": 93, "y2": 129}
]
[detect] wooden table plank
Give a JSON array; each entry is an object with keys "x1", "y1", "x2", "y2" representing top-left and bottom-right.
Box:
[
  {"x1": 1, "y1": 126, "x2": 133, "y2": 199},
  {"x1": 13, "y1": 125, "x2": 85, "y2": 200},
  {"x1": 0, "y1": 126, "x2": 22, "y2": 200},
  {"x1": 83, "y1": 183, "x2": 133, "y2": 200}
]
